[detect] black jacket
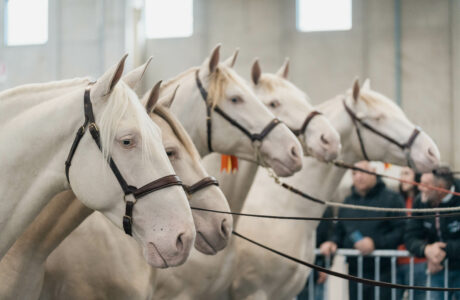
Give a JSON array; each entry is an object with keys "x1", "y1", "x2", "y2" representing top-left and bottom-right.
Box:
[
  {"x1": 330, "y1": 179, "x2": 405, "y2": 250},
  {"x1": 404, "y1": 181, "x2": 460, "y2": 270}
]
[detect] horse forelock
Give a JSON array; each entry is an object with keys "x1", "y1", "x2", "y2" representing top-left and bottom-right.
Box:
[{"x1": 99, "y1": 81, "x2": 162, "y2": 166}]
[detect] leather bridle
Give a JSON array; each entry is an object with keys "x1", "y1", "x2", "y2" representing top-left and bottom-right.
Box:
[
  {"x1": 342, "y1": 99, "x2": 421, "y2": 169},
  {"x1": 183, "y1": 176, "x2": 219, "y2": 195},
  {"x1": 195, "y1": 70, "x2": 282, "y2": 153},
  {"x1": 65, "y1": 84, "x2": 183, "y2": 236}
]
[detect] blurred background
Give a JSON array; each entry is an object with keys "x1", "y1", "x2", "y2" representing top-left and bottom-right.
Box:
[{"x1": 0, "y1": 0, "x2": 459, "y2": 170}]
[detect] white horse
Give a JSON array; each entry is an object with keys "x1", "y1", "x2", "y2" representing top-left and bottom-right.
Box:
[
  {"x1": 0, "y1": 55, "x2": 195, "y2": 265},
  {"x1": 160, "y1": 45, "x2": 303, "y2": 177},
  {"x1": 150, "y1": 59, "x2": 342, "y2": 300},
  {"x1": 0, "y1": 60, "x2": 232, "y2": 299},
  {"x1": 36, "y1": 80, "x2": 231, "y2": 300},
  {"x1": 203, "y1": 58, "x2": 341, "y2": 217},
  {"x1": 231, "y1": 79, "x2": 441, "y2": 300}
]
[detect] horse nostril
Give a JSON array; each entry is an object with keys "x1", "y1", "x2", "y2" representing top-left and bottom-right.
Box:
[
  {"x1": 320, "y1": 134, "x2": 329, "y2": 145},
  {"x1": 291, "y1": 146, "x2": 299, "y2": 158},
  {"x1": 427, "y1": 147, "x2": 435, "y2": 158},
  {"x1": 176, "y1": 233, "x2": 184, "y2": 253},
  {"x1": 221, "y1": 219, "x2": 230, "y2": 239}
]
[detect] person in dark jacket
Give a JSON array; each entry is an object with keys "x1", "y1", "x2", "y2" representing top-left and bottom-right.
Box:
[
  {"x1": 404, "y1": 166, "x2": 460, "y2": 300},
  {"x1": 320, "y1": 161, "x2": 405, "y2": 300},
  {"x1": 396, "y1": 167, "x2": 426, "y2": 300}
]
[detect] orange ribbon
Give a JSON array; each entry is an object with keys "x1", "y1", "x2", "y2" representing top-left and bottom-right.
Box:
[{"x1": 221, "y1": 154, "x2": 238, "y2": 173}]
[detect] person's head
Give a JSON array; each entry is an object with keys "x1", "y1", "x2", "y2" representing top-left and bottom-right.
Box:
[
  {"x1": 352, "y1": 161, "x2": 378, "y2": 196},
  {"x1": 419, "y1": 166, "x2": 454, "y2": 206},
  {"x1": 399, "y1": 167, "x2": 420, "y2": 198}
]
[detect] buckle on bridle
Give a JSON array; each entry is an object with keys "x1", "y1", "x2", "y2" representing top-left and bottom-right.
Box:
[{"x1": 124, "y1": 193, "x2": 137, "y2": 204}]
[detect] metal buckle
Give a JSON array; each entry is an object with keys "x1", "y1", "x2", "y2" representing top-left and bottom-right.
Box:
[
  {"x1": 89, "y1": 123, "x2": 99, "y2": 131},
  {"x1": 124, "y1": 193, "x2": 137, "y2": 204}
]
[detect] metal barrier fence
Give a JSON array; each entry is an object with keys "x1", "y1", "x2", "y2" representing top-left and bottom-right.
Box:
[{"x1": 304, "y1": 249, "x2": 450, "y2": 300}]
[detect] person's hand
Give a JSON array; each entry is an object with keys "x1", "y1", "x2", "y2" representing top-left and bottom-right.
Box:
[
  {"x1": 427, "y1": 261, "x2": 444, "y2": 274},
  {"x1": 424, "y1": 242, "x2": 446, "y2": 264},
  {"x1": 354, "y1": 237, "x2": 375, "y2": 255},
  {"x1": 316, "y1": 271, "x2": 328, "y2": 284},
  {"x1": 320, "y1": 241, "x2": 337, "y2": 257}
]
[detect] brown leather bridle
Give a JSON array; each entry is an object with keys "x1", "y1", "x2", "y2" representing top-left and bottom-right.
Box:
[
  {"x1": 195, "y1": 70, "x2": 282, "y2": 153},
  {"x1": 343, "y1": 99, "x2": 421, "y2": 170},
  {"x1": 65, "y1": 84, "x2": 183, "y2": 236}
]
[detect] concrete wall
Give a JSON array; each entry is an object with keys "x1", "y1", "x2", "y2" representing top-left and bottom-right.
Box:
[
  {"x1": 143, "y1": 0, "x2": 460, "y2": 170},
  {"x1": 1, "y1": 0, "x2": 458, "y2": 169},
  {"x1": 0, "y1": 0, "x2": 127, "y2": 90}
]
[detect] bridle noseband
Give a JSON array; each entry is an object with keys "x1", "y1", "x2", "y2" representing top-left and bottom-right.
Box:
[
  {"x1": 195, "y1": 70, "x2": 282, "y2": 153},
  {"x1": 342, "y1": 98, "x2": 421, "y2": 169},
  {"x1": 288, "y1": 110, "x2": 322, "y2": 151},
  {"x1": 65, "y1": 84, "x2": 183, "y2": 236},
  {"x1": 183, "y1": 176, "x2": 219, "y2": 195}
]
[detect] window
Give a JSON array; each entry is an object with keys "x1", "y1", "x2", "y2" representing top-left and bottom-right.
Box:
[
  {"x1": 5, "y1": 0, "x2": 48, "y2": 46},
  {"x1": 296, "y1": 0, "x2": 352, "y2": 32},
  {"x1": 145, "y1": 0, "x2": 193, "y2": 39}
]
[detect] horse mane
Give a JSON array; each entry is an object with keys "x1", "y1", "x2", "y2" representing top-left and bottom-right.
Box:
[
  {"x1": 162, "y1": 64, "x2": 252, "y2": 108},
  {"x1": 256, "y1": 73, "x2": 308, "y2": 100},
  {"x1": 0, "y1": 77, "x2": 91, "y2": 101},
  {"x1": 153, "y1": 105, "x2": 201, "y2": 162}
]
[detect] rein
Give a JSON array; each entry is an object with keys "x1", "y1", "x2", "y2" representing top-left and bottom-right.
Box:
[
  {"x1": 195, "y1": 70, "x2": 282, "y2": 153},
  {"x1": 190, "y1": 207, "x2": 460, "y2": 222},
  {"x1": 65, "y1": 84, "x2": 183, "y2": 236},
  {"x1": 233, "y1": 231, "x2": 460, "y2": 292},
  {"x1": 343, "y1": 99, "x2": 421, "y2": 170},
  {"x1": 266, "y1": 167, "x2": 460, "y2": 213}
]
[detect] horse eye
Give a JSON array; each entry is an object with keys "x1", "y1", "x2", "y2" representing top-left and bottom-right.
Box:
[
  {"x1": 269, "y1": 100, "x2": 280, "y2": 108},
  {"x1": 230, "y1": 96, "x2": 243, "y2": 104},
  {"x1": 167, "y1": 150, "x2": 174, "y2": 157},
  {"x1": 121, "y1": 138, "x2": 135, "y2": 149}
]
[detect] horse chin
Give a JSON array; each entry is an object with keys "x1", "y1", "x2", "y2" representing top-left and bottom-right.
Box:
[
  {"x1": 266, "y1": 158, "x2": 299, "y2": 177},
  {"x1": 144, "y1": 242, "x2": 169, "y2": 268},
  {"x1": 194, "y1": 232, "x2": 218, "y2": 255}
]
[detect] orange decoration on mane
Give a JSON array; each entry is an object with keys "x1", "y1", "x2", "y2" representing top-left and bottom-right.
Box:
[
  {"x1": 384, "y1": 162, "x2": 392, "y2": 170},
  {"x1": 221, "y1": 155, "x2": 238, "y2": 173}
]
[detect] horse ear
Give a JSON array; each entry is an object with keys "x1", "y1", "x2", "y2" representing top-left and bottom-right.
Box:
[
  {"x1": 362, "y1": 78, "x2": 371, "y2": 91},
  {"x1": 144, "y1": 80, "x2": 162, "y2": 114},
  {"x1": 209, "y1": 44, "x2": 221, "y2": 73},
  {"x1": 276, "y1": 58, "x2": 290, "y2": 79},
  {"x1": 223, "y1": 48, "x2": 239, "y2": 68},
  {"x1": 92, "y1": 53, "x2": 128, "y2": 99},
  {"x1": 160, "y1": 84, "x2": 180, "y2": 109},
  {"x1": 352, "y1": 78, "x2": 360, "y2": 102},
  {"x1": 123, "y1": 56, "x2": 153, "y2": 92},
  {"x1": 251, "y1": 58, "x2": 262, "y2": 85}
]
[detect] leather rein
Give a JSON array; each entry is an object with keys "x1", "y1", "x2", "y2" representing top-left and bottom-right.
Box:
[
  {"x1": 195, "y1": 70, "x2": 281, "y2": 153},
  {"x1": 65, "y1": 84, "x2": 218, "y2": 236}
]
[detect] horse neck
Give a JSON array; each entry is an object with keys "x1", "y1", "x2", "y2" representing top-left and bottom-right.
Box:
[
  {"x1": 281, "y1": 96, "x2": 362, "y2": 215},
  {"x1": 0, "y1": 191, "x2": 91, "y2": 280},
  {"x1": 0, "y1": 80, "x2": 89, "y2": 126},
  {"x1": 0, "y1": 87, "x2": 87, "y2": 258},
  {"x1": 167, "y1": 69, "x2": 210, "y2": 157}
]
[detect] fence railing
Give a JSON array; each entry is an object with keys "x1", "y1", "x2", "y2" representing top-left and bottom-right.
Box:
[{"x1": 304, "y1": 249, "x2": 449, "y2": 300}]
